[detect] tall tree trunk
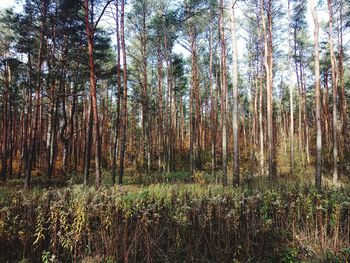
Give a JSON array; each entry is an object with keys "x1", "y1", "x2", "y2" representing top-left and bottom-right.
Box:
[
  {"x1": 1, "y1": 61, "x2": 9, "y2": 182},
  {"x1": 84, "y1": 0, "x2": 102, "y2": 188},
  {"x1": 310, "y1": 0, "x2": 322, "y2": 189},
  {"x1": 288, "y1": 0, "x2": 294, "y2": 176},
  {"x1": 112, "y1": 0, "x2": 122, "y2": 185},
  {"x1": 230, "y1": 0, "x2": 239, "y2": 186},
  {"x1": 46, "y1": 79, "x2": 57, "y2": 179},
  {"x1": 259, "y1": 76, "x2": 264, "y2": 175},
  {"x1": 323, "y1": 71, "x2": 331, "y2": 146},
  {"x1": 338, "y1": 2, "x2": 348, "y2": 165},
  {"x1": 83, "y1": 97, "x2": 93, "y2": 185},
  {"x1": 9, "y1": 96, "x2": 14, "y2": 179},
  {"x1": 189, "y1": 27, "x2": 198, "y2": 175},
  {"x1": 261, "y1": 0, "x2": 275, "y2": 178},
  {"x1": 157, "y1": 36, "x2": 164, "y2": 173},
  {"x1": 164, "y1": 32, "x2": 173, "y2": 173},
  {"x1": 209, "y1": 7, "x2": 215, "y2": 179},
  {"x1": 23, "y1": 54, "x2": 32, "y2": 181},
  {"x1": 189, "y1": 71, "x2": 194, "y2": 175},
  {"x1": 328, "y1": 0, "x2": 338, "y2": 183},
  {"x1": 219, "y1": 0, "x2": 227, "y2": 186},
  {"x1": 301, "y1": 66, "x2": 310, "y2": 164},
  {"x1": 140, "y1": 1, "x2": 150, "y2": 175},
  {"x1": 119, "y1": 0, "x2": 128, "y2": 185}
]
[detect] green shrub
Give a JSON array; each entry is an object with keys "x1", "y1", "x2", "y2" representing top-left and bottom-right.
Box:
[
  {"x1": 164, "y1": 171, "x2": 190, "y2": 183},
  {"x1": 282, "y1": 247, "x2": 299, "y2": 263}
]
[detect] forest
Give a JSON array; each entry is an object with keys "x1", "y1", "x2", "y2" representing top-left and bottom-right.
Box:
[{"x1": 1, "y1": 0, "x2": 350, "y2": 262}]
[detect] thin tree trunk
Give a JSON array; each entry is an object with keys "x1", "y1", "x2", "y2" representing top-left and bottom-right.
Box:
[
  {"x1": 157, "y1": 35, "x2": 164, "y2": 173},
  {"x1": 46, "y1": 79, "x2": 57, "y2": 179},
  {"x1": 310, "y1": 0, "x2": 322, "y2": 188},
  {"x1": 338, "y1": 2, "x2": 348, "y2": 164},
  {"x1": 288, "y1": 0, "x2": 294, "y2": 176},
  {"x1": 209, "y1": 7, "x2": 215, "y2": 179},
  {"x1": 83, "y1": 97, "x2": 93, "y2": 186},
  {"x1": 301, "y1": 66, "x2": 310, "y2": 164},
  {"x1": 119, "y1": 0, "x2": 127, "y2": 185},
  {"x1": 189, "y1": 27, "x2": 197, "y2": 175},
  {"x1": 261, "y1": 0, "x2": 275, "y2": 178},
  {"x1": 219, "y1": 0, "x2": 227, "y2": 186},
  {"x1": 259, "y1": 76, "x2": 264, "y2": 175},
  {"x1": 112, "y1": 0, "x2": 122, "y2": 185},
  {"x1": 1, "y1": 61, "x2": 9, "y2": 182},
  {"x1": 328, "y1": 0, "x2": 338, "y2": 183},
  {"x1": 230, "y1": 0, "x2": 239, "y2": 186}
]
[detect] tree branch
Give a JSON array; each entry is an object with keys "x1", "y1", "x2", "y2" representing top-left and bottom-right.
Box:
[{"x1": 93, "y1": 0, "x2": 114, "y2": 33}]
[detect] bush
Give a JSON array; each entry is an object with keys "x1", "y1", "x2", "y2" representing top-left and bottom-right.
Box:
[{"x1": 192, "y1": 170, "x2": 208, "y2": 185}]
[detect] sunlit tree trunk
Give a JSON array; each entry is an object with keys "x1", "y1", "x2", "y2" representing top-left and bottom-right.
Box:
[
  {"x1": 328, "y1": 0, "x2": 338, "y2": 183},
  {"x1": 261, "y1": 0, "x2": 275, "y2": 178},
  {"x1": 230, "y1": 0, "x2": 239, "y2": 186},
  {"x1": 209, "y1": 7, "x2": 215, "y2": 179},
  {"x1": 84, "y1": 0, "x2": 102, "y2": 187},
  {"x1": 157, "y1": 36, "x2": 164, "y2": 173},
  {"x1": 219, "y1": 0, "x2": 227, "y2": 186},
  {"x1": 309, "y1": 0, "x2": 322, "y2": 188}
]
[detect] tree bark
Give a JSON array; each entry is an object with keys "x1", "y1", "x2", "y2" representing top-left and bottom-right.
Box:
[
  {"x1": 1, "y1": 61, "x2": 9, "y2": 182},
  {"x1": 209, "y1": 7, "x2": 215, "y2": 179},
  {"x1": 288, "y1": 0, "x2": 294, "y2": 176},
  {"x1": 338, "y1": 2, "x2": 348, "y2": 165},
  {"x1": 83, "y1": 97, "x2": 93, "y2": 186},
  {"x1": 157, "y1": 35, "x2": 164, "y2": 173},
  {"x1": 219, "y1": 0, "x2": 227, "y2": 186},
  {"x1": 309, "y1": 0, "x2": 322, "y2": 189},
  {"x1": 328, "y1": 0, "x2": 338, "y2": 183},
  {"x1": 230, "y1": 0, "x2": 239, "y2": 186},
  {"x1": 119, "y1": 0, "x2": 128, "y2": 185},
  {"x1": 84, "y1": 0, "x2": 102, "y2": 188},
  {"x1": 261, "y1": 0, "x2": 275, "y2": 178},
  {"x1": 112, "y1": 0, "x2": 122, "y2": 185}
]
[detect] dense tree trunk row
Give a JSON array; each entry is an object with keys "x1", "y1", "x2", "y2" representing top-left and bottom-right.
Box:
[{"x1": 0, "y1": 0, "x2": 349, "y2": 189}]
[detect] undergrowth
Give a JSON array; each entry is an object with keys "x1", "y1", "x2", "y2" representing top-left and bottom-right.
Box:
[{"x1": 1, "y1": 182, "x2": 350, "y2": 262}]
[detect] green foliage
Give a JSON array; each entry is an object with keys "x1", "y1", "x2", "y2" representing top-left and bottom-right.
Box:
[
  {"x1": 164, "y1": 171, "x2": 190, "y2": 183},
  {"x1": 41, "y1": 250, "x2": 56, "y2": 263},
  {"x1": 282, "y1": 247, "x2": 299, "y2": 263}
]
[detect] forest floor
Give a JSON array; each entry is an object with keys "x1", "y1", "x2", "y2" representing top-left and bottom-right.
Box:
[{"x1": 1, "y1": 172, "x2": 350, "y2": 262}]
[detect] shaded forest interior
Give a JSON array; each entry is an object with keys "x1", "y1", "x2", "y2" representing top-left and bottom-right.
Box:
[{"x1": 1, "y1": 0, "x2": 350, "y2": 261}]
